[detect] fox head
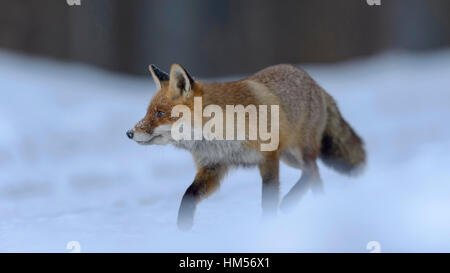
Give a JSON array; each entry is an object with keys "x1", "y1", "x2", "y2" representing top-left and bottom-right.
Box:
[{"x1": 127, "y1": 64, "x2": 196, "y2": 145}]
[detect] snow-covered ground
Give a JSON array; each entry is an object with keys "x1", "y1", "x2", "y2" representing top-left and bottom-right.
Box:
[{"x1": 0, "y1": 49, "x2": 449, "y2": 252}]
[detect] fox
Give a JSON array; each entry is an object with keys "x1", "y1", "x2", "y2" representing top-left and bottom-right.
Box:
[{"x1": 127, "y1": 63, "x2": 366, "y2": 230}]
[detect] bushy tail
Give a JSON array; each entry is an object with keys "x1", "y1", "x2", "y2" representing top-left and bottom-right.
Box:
[{"x1": 320, "y1": 94, "x2": 366, "y2": 175}]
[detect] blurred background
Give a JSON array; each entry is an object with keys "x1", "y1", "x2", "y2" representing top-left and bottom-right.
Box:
[
  {"x1": 1, "y1": 0, "x2": 449, "y2": 76},
  {"x1": 1, "y1": 0, "x2": 450, "y2": 252}
]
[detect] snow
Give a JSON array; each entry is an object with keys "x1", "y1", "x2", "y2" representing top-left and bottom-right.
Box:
[{"x1": 0, "y1": 49, "x2": 449, "y2": 252}]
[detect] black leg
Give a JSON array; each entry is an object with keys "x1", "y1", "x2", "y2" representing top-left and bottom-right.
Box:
[{"x1": 177, "y1": 165, "x2": 227, "y2": 230}]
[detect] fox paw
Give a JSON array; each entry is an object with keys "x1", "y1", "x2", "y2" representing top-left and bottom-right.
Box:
[
  {"x1": 177, "y1": 216, "x2": 194, "y2": 231},
  {"x1": 279, "y1": 196, "x2": 297, "y2": 214}
]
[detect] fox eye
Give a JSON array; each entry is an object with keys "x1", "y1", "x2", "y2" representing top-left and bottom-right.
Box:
[{"x1": 155, "y1": 110, "x2": 165, "y2": 118}]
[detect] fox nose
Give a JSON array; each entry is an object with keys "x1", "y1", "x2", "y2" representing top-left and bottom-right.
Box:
[{"x1": 126, "y1": 130, "x2": 134, "y2": 139}]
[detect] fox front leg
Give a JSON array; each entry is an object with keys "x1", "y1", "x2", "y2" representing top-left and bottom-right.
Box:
[
  {"x1": 177, "y1": 165, "x2": 228, "y2": 230},
  {"x1": 258, "y1": 152, "x2": 280, "y2": 218}
]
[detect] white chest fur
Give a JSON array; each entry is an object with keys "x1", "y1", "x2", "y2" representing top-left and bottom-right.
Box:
[{"x1": 175, "y1": 140, "x2": 263, "y2": 167}]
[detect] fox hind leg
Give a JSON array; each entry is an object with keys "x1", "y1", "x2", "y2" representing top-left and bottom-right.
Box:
[{"x1": 280, "y1": 156, "x2": 322, "y2": 212}]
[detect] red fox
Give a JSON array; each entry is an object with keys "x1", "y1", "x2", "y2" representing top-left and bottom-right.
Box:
[{"x1": 127, "y1": 64, "x2": 366, "y2": 230}]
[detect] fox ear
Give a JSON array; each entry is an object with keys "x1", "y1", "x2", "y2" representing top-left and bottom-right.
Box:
[
  {"x1": 149, "y1": 64, "x2": 169, "y2": 89},
  {"x1": 169, "y1": 64, "x2": 194, "y2": 99}
]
